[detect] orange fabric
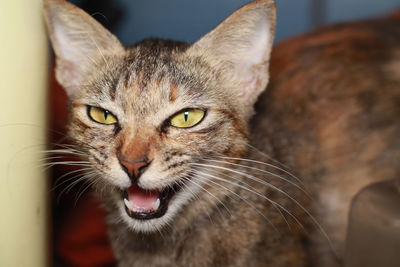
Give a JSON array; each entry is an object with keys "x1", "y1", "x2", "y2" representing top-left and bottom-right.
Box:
[
  {"x1": 56, "y1": 194, "x2": 115, "y2": 267},
  {"x1": 50, "y1": 66, "x2": 115, "y2": 266}
]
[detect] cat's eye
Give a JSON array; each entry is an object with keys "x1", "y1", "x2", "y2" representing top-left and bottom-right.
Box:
[
  {"x1": 170, "y1": 109, "x2": 205, "y2": 128},
  {"x1": 88, "y1": 106, "x2": 118, "y2": 125}
]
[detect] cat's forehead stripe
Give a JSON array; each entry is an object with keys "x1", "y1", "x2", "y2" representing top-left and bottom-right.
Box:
[
  {"x1": 120, "y1": 69, "x2": 132, "y2": 100},
  {"x1": 156, "y1": 72, "x2": 164, "y2": 87},
  {"x1": 169, "y1": 83, "x2": 179, "y2": 102}
]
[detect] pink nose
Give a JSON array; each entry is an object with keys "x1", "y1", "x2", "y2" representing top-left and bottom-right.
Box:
[{"x1": 119, "y1": 157, "x2": 150, "y2": 182}]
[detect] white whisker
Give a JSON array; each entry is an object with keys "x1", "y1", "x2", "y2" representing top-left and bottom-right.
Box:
[
  {"x1": 190, "y1": 170, "x2": 279, "y2": 232},
  {"x1": 52, "y1": 167, "x2": 93, "y2": 191},
  {"x1": 185, "y1": 172, "x2": 232, "y2": 218},
  {"x1": 204, "y1": 158, "x2": 310, "y2": 198},
  {"x1": 191, "y1": 162, "x2": 331, "y2": 245},
  {"x1": 244, "y1": 142, "x2": 289, "y2": 169},
  {"x1": 40, "y1": 161, "x2": 91, "y2": 168},
  {"x1": 199, "y1": 167, "x2": 292, "y2": 230},
  {"x1": 193, "y1": 168, "x2": 299, "y2": 230},
  {"x1": 215, "y1": 153, "x2": 304, "y2": 187}
]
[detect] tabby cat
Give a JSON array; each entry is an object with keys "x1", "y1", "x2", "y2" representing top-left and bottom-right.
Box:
[{"x1": 44, "y1": 0, "x2": 400, "y2": 266}]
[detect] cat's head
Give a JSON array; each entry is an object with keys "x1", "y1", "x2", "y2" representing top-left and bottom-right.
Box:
[{"x1": 44, "y1": 0, "x2": 276, "y2": 232}]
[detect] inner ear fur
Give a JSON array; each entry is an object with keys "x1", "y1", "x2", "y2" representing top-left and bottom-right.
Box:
[{"x1": 43, "y1": 0, "x2": 124, "y2": 97}]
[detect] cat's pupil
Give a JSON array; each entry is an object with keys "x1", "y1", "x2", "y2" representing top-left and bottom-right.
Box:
[
  {"x1": 104, "y1": 110, "x2": 109, "y2": 120},
  {"x1": 184, "y1": 111, "x2": 189, "y2": 122}
]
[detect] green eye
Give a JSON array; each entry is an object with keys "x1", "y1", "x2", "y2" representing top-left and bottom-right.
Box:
[
  {"x1": 170, "y1": 109, "x2": 205, "y2": 128},
  {"x1": 88, "y1": 106, "x2": 118, "y2": 125}
]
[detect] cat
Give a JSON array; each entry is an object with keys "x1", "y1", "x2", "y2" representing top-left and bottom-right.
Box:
[{"x1": 44, "y1": 0, "x2": 400, "y2": 266}]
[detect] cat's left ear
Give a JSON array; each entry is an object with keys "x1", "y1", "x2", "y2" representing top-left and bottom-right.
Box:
[
  {"x1": 188, "y1": 0, "x2": 276, "y2": 112},
  {"x1": 44, "y1": 0, "x2": 124, "y2": 97}
]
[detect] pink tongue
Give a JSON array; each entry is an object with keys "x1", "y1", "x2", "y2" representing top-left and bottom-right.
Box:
[{"x1": 127, "y1": 184, "x2": 160, "y2": 211}]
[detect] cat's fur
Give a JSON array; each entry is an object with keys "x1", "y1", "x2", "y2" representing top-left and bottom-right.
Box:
[{"x1": 44, "y1": 0, "x2": 400, "y2": 266}]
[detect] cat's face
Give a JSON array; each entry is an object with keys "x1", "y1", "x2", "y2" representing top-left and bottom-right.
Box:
[
  {"x1": 68, "y1": 43, "x2": 250, "y2": 231},
  {"x1": 44, "y1": 0, "x2": 276, "y2": 232}
]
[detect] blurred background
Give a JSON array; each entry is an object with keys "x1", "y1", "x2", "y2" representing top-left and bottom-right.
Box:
[{"x1": 68, "y1": 0, "x2": 400, "y2": 45}]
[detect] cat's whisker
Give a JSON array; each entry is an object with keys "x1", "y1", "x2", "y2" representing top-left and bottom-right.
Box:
[
  {"x1": 189, "y1": 169, "x2": 279, "y2": 233},
  {"x1": 192, "y1": 167, "x2": 297, "y2": 231},
  {"x1": 42, "y1": 159, "x2": 91, "y2": 165},
  {"x1": 185, "y1": 171, "x2": 232, "y2": 218},
  {"x1": 57, "y1": 171, "x2": 97, "y2": 201},
  {"x1": 181, "y1": 180, "x2": 217, "y2": 225},
  {"x1": 74, "y1": 179, "x2": 97, "y2": 206},
  {"x1": 40, "y1": 156, "x2": 67, "y2": 162},
  {"x1": 52, "y1": 167, "x2": 93, "y2": 191},
  {"x1": 191, "y1": 162, "x2": 331, "y2": 245},
  {"x1": 53, "y1": 174, "x2": 88, "y2": 194},
  {"x1": 244, "y1": 142, "x2": 290, "y2": 169},
  {"x1": 57, "y1": 176, "x2": 87, "y2": 203},
  {"x1": 40, "y1": 161, "x2": 92, "y2": 171},
  {"x1": 47, "y1": 142, "x2": 94, "y2": 151},
  {"x1": 42, "y1": 147, "x2": 90, "y2": 166},
  {"x1": 178, "y1": 178, "x2": 199, "y2": 201},
  {"x1": 42, "y1": 149, "x2": 88, "y2": 156},
  {"x1": 55, "y1": 167, "x2": 92, "y2": 180},
  {"x1": 41, "y1": 158, "x2": 90, "y2": 165},
  {"x1": 195, "y1": 167, "x2": 292, "y2": 230},
  {"x1": 203, "y1": 158, "x2": 310, "y2": 198},
  {"x1": 190, "y1": 162, "x2": 298, "y2": 204},
  {"x1": 176, "y1": 177, "x2": 220, "y2": 225},
  {"x1": 40, "y1": 154, "x2": 87, "y2": 164},
  {"x1": 213, "y1": 152, "x2": 304, "y2": 187}
]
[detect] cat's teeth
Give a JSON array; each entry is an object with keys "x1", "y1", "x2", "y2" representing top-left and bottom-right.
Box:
[
  {"x1": 153, "y1": 198, "x2": 160, "y2": 211},
  {"x1": 124, "y1": 198, "x2": 133, "y2": 211}
]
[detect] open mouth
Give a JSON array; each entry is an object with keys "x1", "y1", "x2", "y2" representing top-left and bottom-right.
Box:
[{"x1": 122, "y1": 183, "x2": 181, "y2": 220}]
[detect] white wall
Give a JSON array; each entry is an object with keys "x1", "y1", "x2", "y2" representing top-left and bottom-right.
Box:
[{"x1": 0, "y1": 0, "x2": 49, "y2": 266}]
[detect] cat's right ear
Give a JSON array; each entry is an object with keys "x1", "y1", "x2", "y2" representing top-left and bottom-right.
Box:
[
  {"x1": 43, "y1": 0, "x2": 124, "y2": 97},
  {"x1": 188, "y1": 0, "x2": 276, "y2": 115}
]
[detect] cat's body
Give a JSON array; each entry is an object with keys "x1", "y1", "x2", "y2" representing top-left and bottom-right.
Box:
[
  {"x1": 256, "y1": 17, "x2": 400, "y2": 266},
  {"x1": 44, "y1": 0, "x2": 400, "y2": 266}
]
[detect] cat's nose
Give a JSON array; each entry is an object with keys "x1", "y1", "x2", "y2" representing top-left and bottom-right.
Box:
[{"x1": 119, "y1": 156, "x2": 150, "y2": 183}]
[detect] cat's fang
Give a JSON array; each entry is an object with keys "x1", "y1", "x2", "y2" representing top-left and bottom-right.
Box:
[
  {"x1": 124, "y1": 198, "x2": 133, "y2": 211},
  {"x1": 152, "y1": 198, "x2": 161, "y2": 211}
]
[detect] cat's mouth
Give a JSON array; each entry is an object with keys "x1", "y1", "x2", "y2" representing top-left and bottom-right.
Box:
[{"x1": 122, "y1": 183, "x2": 180, "y2": 220}]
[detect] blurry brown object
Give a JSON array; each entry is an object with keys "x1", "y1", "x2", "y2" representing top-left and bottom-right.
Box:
[{"x1": 345, "y1": 179, "x2": 400, "y2": 267}]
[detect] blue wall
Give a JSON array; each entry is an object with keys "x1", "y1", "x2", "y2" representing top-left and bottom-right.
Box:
[
  {"x1": 326, "y1": 0, "x2": 400, "y2": 23},
  {"x1": 72, "y1": 0, "x2": 400, "y2": 46},
  {"x1": 114, "y1": 0, "x2": 312, "y2": 45}
]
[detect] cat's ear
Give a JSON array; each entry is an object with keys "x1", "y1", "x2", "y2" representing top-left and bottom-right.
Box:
[
  {"x1": 189, "y1": 0, "x2": 276, "y2": 111},
  {"x1": 44, "y1": 0, "x2": 124, "y2": 97}
]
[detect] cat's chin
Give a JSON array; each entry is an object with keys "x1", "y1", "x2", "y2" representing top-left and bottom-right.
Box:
[{"x1": 116, "y1": 179, "x2": 199, "y2": 233}]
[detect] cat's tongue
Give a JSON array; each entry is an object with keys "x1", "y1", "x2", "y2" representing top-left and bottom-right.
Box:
[{"x1": 126, "y1": 184, "x2": 160, "y2": 212}]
